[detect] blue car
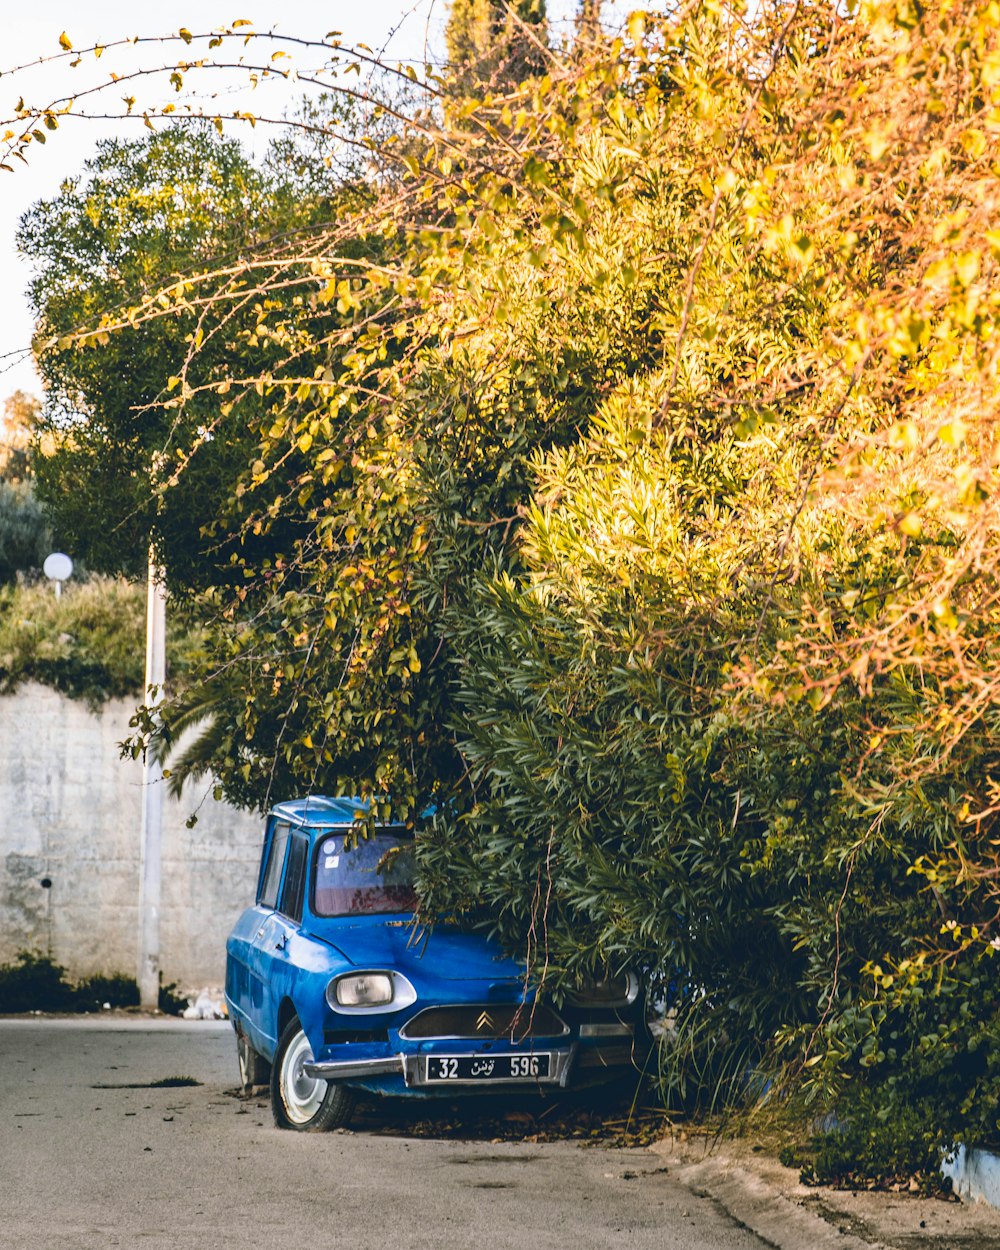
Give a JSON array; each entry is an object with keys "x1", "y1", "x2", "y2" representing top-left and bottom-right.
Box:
[{"x1": 226, "y1": 797, "x2": 645, "y2": 1131}]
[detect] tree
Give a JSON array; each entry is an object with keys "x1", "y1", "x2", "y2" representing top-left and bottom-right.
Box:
[
  {"x1": 0, "y1": 392, "x2": 52, "y2": 583},
  {"x1": 0, "y1": 390, "x2": 41, "y2": 483},
  {"x1": 19, "y1": 125, "x2": 358, "y2": 590},
  {"x1": 445, "y1": 0, "x2": 548, "y2": 90}
]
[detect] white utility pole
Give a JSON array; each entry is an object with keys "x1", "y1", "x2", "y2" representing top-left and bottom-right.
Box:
[{"x1": 137, "y1": 551, "x2": 167, "y2": 1010}]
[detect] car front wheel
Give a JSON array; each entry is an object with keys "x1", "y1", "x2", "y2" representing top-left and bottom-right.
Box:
[{"x1": 271, "y1": 1017, "x2": 355, "y2": 1131}]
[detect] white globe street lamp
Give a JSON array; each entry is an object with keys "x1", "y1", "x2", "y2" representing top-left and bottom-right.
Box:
[{"x1": 43, "y1": 551, "x2": 73, "y2": 598}]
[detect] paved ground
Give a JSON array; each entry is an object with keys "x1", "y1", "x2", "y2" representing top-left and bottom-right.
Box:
[
  {"x1": 0, "y1": 1016, "x2": 768, "y2": 1250},
  {"x1": 5, "y1": 1017, "x2": 999, "y2": 1250}
]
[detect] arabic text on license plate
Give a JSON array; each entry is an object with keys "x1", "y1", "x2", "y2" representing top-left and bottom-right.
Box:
[{"x1": 426, "y1": 1054, "x2": 552, "y2": 1081}]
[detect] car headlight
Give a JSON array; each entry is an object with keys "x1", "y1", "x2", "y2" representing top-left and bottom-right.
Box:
[
  {"x1": 568, "y1": 972, "x2": 639, "y2": 1007},
  {"x1": 331, "y1": 973, "x2": 394, "y2": 1007},
  {"x1": 326, "y1": 970, "x2": 417, "y2": 1012}
]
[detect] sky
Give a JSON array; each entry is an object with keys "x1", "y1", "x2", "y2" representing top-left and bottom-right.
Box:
[{"x1": 1, "y1": 1, "x2": 593, "y2": 404}]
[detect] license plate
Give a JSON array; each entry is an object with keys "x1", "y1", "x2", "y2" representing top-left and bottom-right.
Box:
[{"x1": 425, "y1": 1054, "x2": 552, "y2": 1082}]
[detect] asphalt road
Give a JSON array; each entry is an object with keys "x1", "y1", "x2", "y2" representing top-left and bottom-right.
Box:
[{"x1": 0, "y1": 1016, "x2": 772, "y2": 1250}]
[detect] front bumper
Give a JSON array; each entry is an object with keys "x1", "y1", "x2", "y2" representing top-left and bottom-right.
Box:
[{"x1": 304, "y1": 1047, "x2": 576, "y2": 1088}]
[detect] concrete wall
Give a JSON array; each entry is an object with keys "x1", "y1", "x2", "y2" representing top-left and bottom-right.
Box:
[{"x1": 0, "y1": 683, "x2": 263, "y2": 990}]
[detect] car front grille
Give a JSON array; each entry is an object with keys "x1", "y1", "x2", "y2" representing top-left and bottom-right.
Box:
[{"x1": 398, "y1": 1003, "x2": 569, "y2": 1041}]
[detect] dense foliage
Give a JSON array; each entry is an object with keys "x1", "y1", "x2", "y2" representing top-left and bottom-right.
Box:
[
  {"x1": 15, "y1": 0, "x2": 1000, "y2": 1169},
  {"x1": 0, "y1": 578, "x2": 202, "y2": 706}
]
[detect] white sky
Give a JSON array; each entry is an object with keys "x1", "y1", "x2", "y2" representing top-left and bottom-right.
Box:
[{"x1": 1, "y1": 1, "x2": 594, "y2": 403}]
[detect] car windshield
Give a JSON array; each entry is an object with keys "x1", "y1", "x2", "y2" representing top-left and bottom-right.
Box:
[{"x1": 311, "y1": 828, "x2": 418, "y2": 917}]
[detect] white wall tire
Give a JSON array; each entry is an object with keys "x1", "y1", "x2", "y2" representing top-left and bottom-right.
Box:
[{"x1": 270, "y1": 1017, "x2": 355, "y2": 1131}]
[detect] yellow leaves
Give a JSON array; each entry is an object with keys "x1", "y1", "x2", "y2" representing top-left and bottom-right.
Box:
[
  {"x1": 179, "y1": 27, "x2": 193, "y2": 44},
  {"x1": 960, "y1": 128, "x2": 988, "y2": 160},
  {"x1": 606, "y1": 95, "x2": 627, "y2": 129},
  {"x1": 627, "y1": 11, "x2": 647, "y2": 43},
  {"x1": 58, "y1": 31, "x2": 72, "y2": 50},
  {"x1": 715, "y1": 166, "x2": 738, "y2": 196},
  {"x1": 897, "y1": 512, "x2": 923, "y2": 538},
  {"x1": 937, "y1": 420, "x2": 966, "y2": 447},
  {"x1": 954, "y1": 462, "x2": 987, "y2": 506},
  {"x1": 921, "y1": 258, "x2": 952, "y2": 292},
  {"x1": 954, "y1": 250, "x2": 980, "y2": 288},
  {"x1": 918, "y1": 146, "x2": 949, "y2": 179},
  {"x1": 863, "y1": 125, "x2": 892, "y2": 162},
  {"x1": 933, "y1": 209, "x2": 969, "y2": 245},
  {"x1": 932, "y1": 599, "x2": 959, "y2": 630},
  {"x1": 888, "y1": 421, "x2": 920, "y2": 450},
  {"x1": 882, "y1": 309, "x2": 930, "y2": 358},
  {"x1": 984, "y1": 47, "x2": 1000, "y2": 92}
]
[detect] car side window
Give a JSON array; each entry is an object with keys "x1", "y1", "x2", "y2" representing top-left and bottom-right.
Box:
[
  {"x1": 278, "y1": 833, "x2": 308, "y2": 924},
  {"x1": 258, "y1": 822, "x2": 291, "y2": 909}
]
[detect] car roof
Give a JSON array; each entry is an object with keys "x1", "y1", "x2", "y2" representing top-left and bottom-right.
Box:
[{"x1": 270, "y1": 796, "x2": 372, "y2": 828}]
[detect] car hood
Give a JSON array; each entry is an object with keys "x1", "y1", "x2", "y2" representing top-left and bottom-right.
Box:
[{"x1": 303, "y1": 916, "x2": 524, "y2": 982}]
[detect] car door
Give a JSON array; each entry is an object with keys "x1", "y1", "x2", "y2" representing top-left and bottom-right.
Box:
[
  {"x1": 238, "y1": 820, "x2": 292, "y2": 1052},
  {"x1": 245, "y1": 827, "x2": 310, "y2": 1051}
]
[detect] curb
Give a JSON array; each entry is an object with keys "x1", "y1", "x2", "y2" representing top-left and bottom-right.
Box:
[
  {"x1": 649, "y1": 1139, "x2": 886, "y2": 1250},
  {"x1": 648, "y1": 1135, "x2": 1000, "y2": 1249}
]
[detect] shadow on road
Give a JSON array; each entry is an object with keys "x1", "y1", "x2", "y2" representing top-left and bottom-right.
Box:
[{"x1": 234, "y1": 1079, "x2": 671, "y2": 1146}]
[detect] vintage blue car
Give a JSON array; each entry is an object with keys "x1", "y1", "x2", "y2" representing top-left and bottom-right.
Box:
[{"x1": 226, "y1": 797, "x2": 645, "y2": 1130}]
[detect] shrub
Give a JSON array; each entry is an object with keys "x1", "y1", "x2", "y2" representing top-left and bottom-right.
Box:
[
  {"x1": 0, "y1": 576, "x2": 203, "y2": 706},
  {"x1": 0, "y1": 953, "x2": 144, "y2": 1014},
  {"x1": 0, "y1": 951, "x2": 79, "y2": 1013},
  {"x1": 76, "y1": 972, "x2": 141, "y2": 1011}
]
